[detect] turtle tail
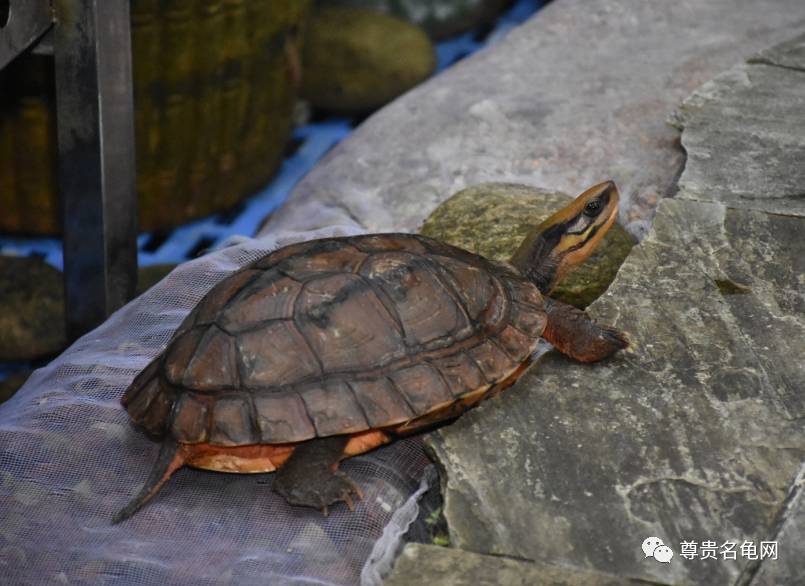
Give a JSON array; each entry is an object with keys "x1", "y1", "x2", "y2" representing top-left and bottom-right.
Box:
[{"x1": 113, "y1": 437, "x2": 186, "y2": 524}]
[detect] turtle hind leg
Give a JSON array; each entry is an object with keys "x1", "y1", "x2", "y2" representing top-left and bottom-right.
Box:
[
  {"x1": 112, "y1": 438, "x2": 186, "y2": 524},
  {"x1": 541, "y1": 297, "x2": 630, "y2": 363},
  {"x1": 272, "y1": 436, "x2": 363, "y2": 515}
]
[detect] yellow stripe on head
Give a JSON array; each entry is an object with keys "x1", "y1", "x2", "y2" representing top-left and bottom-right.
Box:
[{"x1": 510, "y1": 181, "x2": 620, "y2": 293}]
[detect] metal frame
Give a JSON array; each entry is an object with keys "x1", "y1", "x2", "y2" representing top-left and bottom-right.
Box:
[
  {"x1": 54, "y1": 0, "x2": 137, "y2": 340},
  {"x1": 0, "y1": 0, "x2": 138, "y2": 340}
]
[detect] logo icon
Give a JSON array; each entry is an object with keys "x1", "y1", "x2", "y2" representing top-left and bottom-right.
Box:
[{"x1": 642, "y1": 537, "x2": 674, "y2": 564}]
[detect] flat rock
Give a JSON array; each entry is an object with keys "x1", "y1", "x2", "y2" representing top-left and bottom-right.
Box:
[
  {"x1": 749, "y1": 31, "x2": 805, "y2": 72},
  {"x1": 426, "y1": 197, "x2": 805, "y2": 585},
  {"x1": 384, "y1": 543, "x2": 652, "y2": 586},
  {"x1": 420, "y1": 182, "x2": 636, "y2": 307},
  {"x1": 260, "y1": 0, "x2": 805, "y2": 240},
  {"x1": 672, "y1": 33, "x2": 805, "y2": 217}
]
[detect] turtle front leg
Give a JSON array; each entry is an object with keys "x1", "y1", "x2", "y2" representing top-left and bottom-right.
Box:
[
  {"x1": 272, "y1": 436, "x2": 363, "y2": 515},
  {"x1": 541, "y1": 297, "x2": 629, "y2": 363}
]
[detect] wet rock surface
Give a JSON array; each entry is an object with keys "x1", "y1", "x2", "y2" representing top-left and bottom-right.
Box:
[
  {"x1": 420, "y1": 183, "x2": 636, "y2": 307},
  {"x1": 260, "y1": 0, "x2": 805, "y2": 240},
  {"x1": 385, "y1": 543, "x2": 650, "y2": 586},
  {"x1": 672, "y1": 32, "x2": 805, "y2": 218}
]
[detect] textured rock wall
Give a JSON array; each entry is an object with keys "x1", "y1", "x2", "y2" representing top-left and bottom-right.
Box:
[{"x1": 671, "y1": 33, "x2": 805, "y2": 218}]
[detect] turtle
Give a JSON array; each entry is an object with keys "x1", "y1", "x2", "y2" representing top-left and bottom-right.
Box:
[{"x1": 114, "y1": 180, "x2": 629, "y2": 523}]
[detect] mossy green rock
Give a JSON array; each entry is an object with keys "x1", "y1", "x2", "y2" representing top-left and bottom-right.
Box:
[
  {"x1": 419, "y1": 183, "x2": 636, "y2": 308},
  {"x1": 301, "y1": 8, "x2": 436, "y2": 113},
  {"x1": 0, "y1": 256, "x2": 66, "y2": 361},
  {"x1": 0, "y1": 257, "x2": 179, "y2": 362},
  {"x1": 0, "y1": 1, "x2": 312, "y2": 235}
]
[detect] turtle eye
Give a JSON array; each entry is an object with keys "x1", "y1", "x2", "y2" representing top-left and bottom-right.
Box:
[{"x1": 583, "y1": 199, "x2": 602, "y2": 217}]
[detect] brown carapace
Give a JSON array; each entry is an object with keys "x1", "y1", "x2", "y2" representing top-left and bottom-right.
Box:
[{"x1": 114, "y1": 181, "x2": 629, "y2": 522}]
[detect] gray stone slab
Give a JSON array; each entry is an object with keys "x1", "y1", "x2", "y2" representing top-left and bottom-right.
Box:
[
  {"x1": 261, "y1": 0, "x2": 805, "y2": 240},
  {"x1": 750, "y1": 31, "x2": 805, "y2": 71},
  {"x1": 673, "y1": 43, "x2": 805, "y2": 217},
  {"x1": 748, "y1": 464, "x2": 805, "y2": 586},
  {"x1": 426, "y1": 198, "x2": 805, "y2": 586},
  {"x1": 384, "y1": 543, "x2": 657, "y2": 586}
]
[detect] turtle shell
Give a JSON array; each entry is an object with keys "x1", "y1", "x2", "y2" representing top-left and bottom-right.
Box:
[{"x1": 122, "y1": 234, "x2": 546, "y2": 446}]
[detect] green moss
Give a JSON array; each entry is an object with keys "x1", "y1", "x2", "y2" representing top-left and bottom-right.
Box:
[{"x1": 424, "y1": 506, "x2": 450, "y2": 547}]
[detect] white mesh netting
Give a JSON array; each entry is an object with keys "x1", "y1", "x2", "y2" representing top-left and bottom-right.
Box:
[{"x1": 0, "y1": 227, "x2": 435, "y2": 586}]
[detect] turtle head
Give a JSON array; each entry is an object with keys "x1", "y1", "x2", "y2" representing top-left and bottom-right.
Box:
[{"x1": 510, "y1": 181, "x2": 620, "y2": 294}]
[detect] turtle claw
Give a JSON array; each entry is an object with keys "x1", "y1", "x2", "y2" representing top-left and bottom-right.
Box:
[
  {"x1": 320, "y1": 470, "x2": 362, "y2": 514},
  {"x1": 602, "y1": 326, "x2": 630, "y2": 350},
  {"x1": 341, "y1": 475, "x2": 365, "y2": 512}
]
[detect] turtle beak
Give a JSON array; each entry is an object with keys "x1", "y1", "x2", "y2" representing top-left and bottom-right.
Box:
[{"x1": 510, "y1": 181, "x2": 620, "y2": 294}]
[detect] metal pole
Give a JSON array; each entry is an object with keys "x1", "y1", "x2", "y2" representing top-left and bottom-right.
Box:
[{"x1": 53, "y1": 0, "x2": 138, "y2": 340}]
